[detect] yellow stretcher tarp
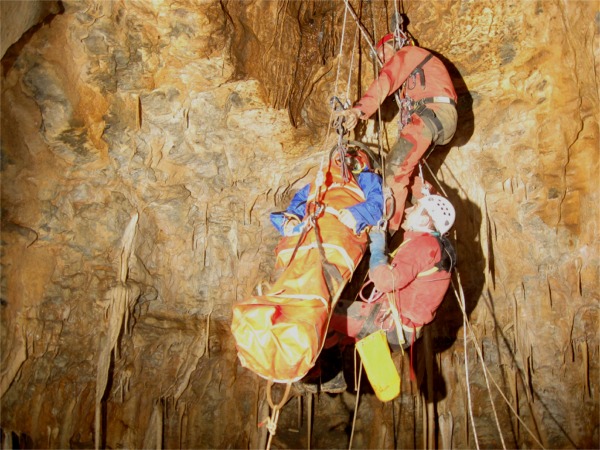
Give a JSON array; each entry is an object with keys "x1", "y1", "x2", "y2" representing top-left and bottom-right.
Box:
[{"x1": 231, "y1": 163, "x2": 369, "y2": 382}]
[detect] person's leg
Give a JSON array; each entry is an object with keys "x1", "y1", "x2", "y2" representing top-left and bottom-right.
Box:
[{"x1": 385, "y1": 115, "x2": 433, "y2": 231}]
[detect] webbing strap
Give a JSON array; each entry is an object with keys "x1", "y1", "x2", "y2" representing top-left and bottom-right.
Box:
[
  {"x1": 408, "y1": 53, "x2": 434, "y2": 90},
  {"x1": 284, "y1": 220, "x2": 311, "y2": 270},
  {"x1": 313, "y1": 220, "x2": 344, "y2": 298},
  {"x1": 421, "y1": 96, "x2": 457, "y2": 106}
]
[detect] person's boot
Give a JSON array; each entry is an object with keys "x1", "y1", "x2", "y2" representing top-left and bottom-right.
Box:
[
  {"x1": 320, "y1": 369, "x2": 347, "y2": 394},
  {"x1": 318, "y1": 346, "x2": 347, "y2": 394},
  {"x1": 293, "y1": 363, "x2": 320, "y2": 395}
]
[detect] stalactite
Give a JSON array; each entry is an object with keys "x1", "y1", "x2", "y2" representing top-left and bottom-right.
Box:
[
  {"x1": 439, "y1": 411, "x2": 453, "y2": 450},
  {"x1": 156, "y1": 399, "x2": 163, "y2": 450},
  {"x1": 175, "y1": 402, "x2": 185, "y2": 449},
  {"x1": 137, "y1": 95, "x2": 142, "y2": 129},
  {"x1": 0, "y1": 326, "x2": 27, "y2": 398},
  {"x1": 575, "y1": 257, "x2": 583, "y2": 297},
  {"x1": 580, "y1": 340, "x2": 590, "y2": 399},
  {"x1": 94, "y1": 212, "x2": 141, "y2": 450}
]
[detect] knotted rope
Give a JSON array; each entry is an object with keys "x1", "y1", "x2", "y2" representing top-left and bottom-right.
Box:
[{"x1": 262, "y1": 380, "x2": 292, "y2": 450}]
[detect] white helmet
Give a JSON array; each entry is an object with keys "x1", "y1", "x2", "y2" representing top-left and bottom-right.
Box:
[{"x1": 420, "y1": 195, "x2": 455, "y2": 234}]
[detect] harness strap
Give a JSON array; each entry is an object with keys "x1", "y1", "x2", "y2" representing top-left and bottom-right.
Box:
[
  {"x1": 284, "y1": 218, "x2": 313, "y2": 270},
  {"x1": 420, "y1": 96, "x2": 457, "y2": 107},
  {"x1": 417, "y1": 266, "x2": 439, "y2": 277},
  {"x1": 313, "y1": 218, "x2": 345, "y2": 297},
  {"x1": 406, "y1": 53, "x2": 434, "y2": 90}
]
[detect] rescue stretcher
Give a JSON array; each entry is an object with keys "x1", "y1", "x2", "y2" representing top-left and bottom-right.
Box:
[{"x1": 231, "y1": 144, "x2": 377, "y2": 383}]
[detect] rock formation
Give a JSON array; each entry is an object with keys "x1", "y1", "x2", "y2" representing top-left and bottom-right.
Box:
[{"x1": 1, "y1": 0, "x2": 597, "y2": 448}]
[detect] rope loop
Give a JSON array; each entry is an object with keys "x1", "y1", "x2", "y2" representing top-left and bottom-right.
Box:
[
  {"x1": 264, "y1": 380, "x2": 292, "y2": 449},
  {"x1": 382, "y1": 186, "x2": 394, "y2": 222},
  {"x1": 359, "y1": 278, "x2": 385, "y2": 303}
]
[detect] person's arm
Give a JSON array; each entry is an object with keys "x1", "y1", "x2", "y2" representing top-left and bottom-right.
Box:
[
  {"x1": 343, "y1": 172, "x2": 384, "y2": 233},
  {"x1": 370, "y1": 236, "x2": 437, "y2": 292},
  {"x1": 286, "y1": 184, "x2": 310, "y2": 218},
  {"x1": 269, "y1": 184, "x2": 310, "y2": 235},
  {"x1": 354, "y1": 49, "x2": 416, "y2": 118},
  {"x1": 339, "y1": 48, "x2": 423, "y2": 129}
]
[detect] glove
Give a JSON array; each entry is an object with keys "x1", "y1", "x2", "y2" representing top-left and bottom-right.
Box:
[
  {"x1": 368, "y1": 228, "x2": 388, "y2": 270},
  {"x1": 338, "y1": 209, "x2": 357, "y2": 232},
  {"x1": 335, "y1": 108, "x2": 362, "y2": 131}
]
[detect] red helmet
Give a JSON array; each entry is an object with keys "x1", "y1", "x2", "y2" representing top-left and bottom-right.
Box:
[
  {"x1": 375, "y1": 31, "x2": 410, "y2": 52},
  {"x1": 375, "y1": 33, "x2": 395, "y2": 51}
]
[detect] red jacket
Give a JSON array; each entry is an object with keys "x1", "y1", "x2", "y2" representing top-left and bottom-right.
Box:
[
  {"x1": 355, "y1": 46, "x2": 457, "y2": 119},
  {"x1": 371, "y1": 231, "x2": 451, "y2": 327}
]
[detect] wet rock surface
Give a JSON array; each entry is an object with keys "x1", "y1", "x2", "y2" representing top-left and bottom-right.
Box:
[{"x1": 1, "y1": 1, "x2": 598, "y2": 448}]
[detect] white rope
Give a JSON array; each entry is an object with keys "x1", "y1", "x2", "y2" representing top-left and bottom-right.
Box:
[
  {"x1": 345, "y1": 26, "x2": 359, "y2": 103},
  {"x1": 342, "y1": 0, "x2": 382, "y2": 69},
  {"x1": 340, "y1": 0, "x2": 390, "y2": 222},
  {"x1": 333, "y1": 4, "x2": 349, "y2": 102},
  {"x1": 459, "y1": 277, "x2": 481, "y2": 450},
  {"x1": 451, "y1": 274, "x2": 547, "y2": 449},
  {"x1": 264, "y1": 381, "x2": 292, "y2": 450},
  {"x1": 419, "y1": 156, "x2": 547, "y2": 448},
  {"x1": 453, "y1": 273, "x2": 507, "y2": 449},
  {"x1": 349, "y1": 358, "x2": 363, "y2": 450},
  {"x1": 320, "y1": 3, "x2": 352, "y2": 156}
]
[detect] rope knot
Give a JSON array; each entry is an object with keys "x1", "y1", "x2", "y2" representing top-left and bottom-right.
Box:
[{"x1": 266, "y1": 416, "x2": 278, "y2": 435}]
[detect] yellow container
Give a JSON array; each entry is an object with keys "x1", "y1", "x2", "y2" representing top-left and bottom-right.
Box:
[{"x1": 355, "y1": 330, "x2": 401, "y2": 402}]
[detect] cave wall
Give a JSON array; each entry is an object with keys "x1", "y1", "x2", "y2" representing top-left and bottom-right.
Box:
[{"x1": 1, "y1": 0, "x2": 598, "y2": 448}]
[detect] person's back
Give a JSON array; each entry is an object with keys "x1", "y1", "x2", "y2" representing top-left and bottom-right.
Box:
[{"x1": 355, "y1": 44, "x2": 457, "y2": 118}]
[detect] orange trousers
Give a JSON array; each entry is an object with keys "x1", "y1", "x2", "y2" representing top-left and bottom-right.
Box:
[{"x1": 385, "y1": 114, "x2": 435, "y2": 230}]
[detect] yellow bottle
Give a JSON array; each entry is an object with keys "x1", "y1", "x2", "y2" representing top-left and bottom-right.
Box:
[{"x1": 355, "y1": 330, "x2": 401, "y2": 402}]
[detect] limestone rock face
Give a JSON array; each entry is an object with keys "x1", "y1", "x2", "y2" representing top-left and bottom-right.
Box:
[{"x1": 1, "y1": 1, "x2": 598, "y2": 449}]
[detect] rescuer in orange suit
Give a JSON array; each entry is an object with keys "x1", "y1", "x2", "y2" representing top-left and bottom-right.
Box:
[
  {"x1": 297, "y1": 194, "x2": 457, "y2": 394},
  {"x1": 338, "y1": 31, "x2": 458, "y2": 232},
  {"x1": 329, "y1": 194, "x2": 457, "y2": 350}
]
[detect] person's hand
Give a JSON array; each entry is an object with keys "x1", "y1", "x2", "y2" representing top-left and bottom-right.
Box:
[
  {"x1": 335, "y1": 108, "x2": 362, "y2": 131},
  {"x1": 369, "y1": 264, "x2": 394, "y2": 293},
  {"x1": 283, "y1": 217, "x2": 305, "y2": 236},
  {"x1": 338, "y1": 209, "x2": 357, "y2": 232}
]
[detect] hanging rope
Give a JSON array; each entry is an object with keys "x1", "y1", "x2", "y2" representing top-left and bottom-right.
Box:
[
  {"x1": 345, "y1": 26, "x2": 360, "y2": 103},
  {"x1": 262, "y1": 380, "x2": 292, "y2": 450},
  {"x1": 451, "y1": 273, "x2": 546, "y2": 449},
  {"x1": 320, "y1": 3, "x2": 352, "y2": 165},
  {"x1": 460, "y1": 282, "x2": 481, "y2": 449},
  {"x1": 420, "y1": 153, "x2": 546, "y2": 448},
  {"x1": 339, "y1": 0, "x2": 398, "y2": 227},
  {"x1": 348, "y1": 357, "x2": 363, "y2": 450},
  {"x1": 342, "y1": 0, "x2": 382, "y2": 69},
  {"x1": 453, "y1": 273, "x2": 505, "y2": 449}
]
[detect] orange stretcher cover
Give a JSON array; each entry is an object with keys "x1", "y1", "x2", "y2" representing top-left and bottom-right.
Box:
[{"x1": 231, "y1": 163, "x2": 369, "y2": 382}]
